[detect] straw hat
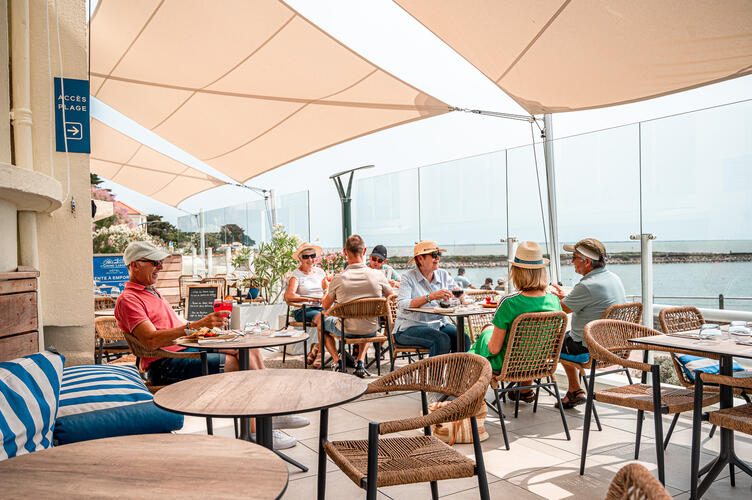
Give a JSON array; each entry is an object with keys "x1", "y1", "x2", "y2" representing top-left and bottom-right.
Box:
[
  {"x1": 408, "y1": 240, "x2": 447, "y2": 264},
  {"x1": 293, "y1": 242, "x2": 323, "y2": 261},
  {"x1": 508, "y1": 241, "x2": 549, "y2": 269}
]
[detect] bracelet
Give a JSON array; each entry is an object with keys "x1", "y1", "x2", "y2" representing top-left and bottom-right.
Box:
[{"x1": 425, "y1": 294, "x2": 431, "y2": 303}]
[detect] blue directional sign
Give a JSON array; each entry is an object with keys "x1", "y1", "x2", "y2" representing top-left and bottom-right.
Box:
[
  {"x1": 93, "y1": 255, "x2": 129, "y2": 294},
  {"x1": 54, "y1": 77, "x2": 90, "y2": 153}
]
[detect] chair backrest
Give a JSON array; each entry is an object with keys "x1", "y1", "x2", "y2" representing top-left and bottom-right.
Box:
[
  {"x1": 603, "y1": 302, "x2": 643, "y2": 324},
  {"x1": 584, "y1": 319, "x2": 664, "y2": 373},
  {"x1": 200, "y1": 277, "x2": 227, "y2": 297},
  {"x1": 179, "y1": 275, "x2": 199, "y2": 300},
  {"x1": 467, "y1": 312, "x2": 494, "y2": 342},
  {"x1": 121, "y1": 330, "x2": 164, "y2": 360},
  {"x1": 658, "y1": 306, "x2": 704, "y2": 334},
  {"x1": 94, "y1": 317, "x2": 126, "y2": 342},
  {"x1": 325, "y1": 297, "x2": 389, "y2": 320},
  {"x1": 94, "y1": 295, "x2": 116, "y2": 311},
  {"x1": 605, "y1": 463, "x2": 672, "y2": 500},
  {"x1": 464, "y1": 289, "x2": 500, "y2": 303},
  {"x1": 497, "y1": 311, "x2": 568, "y2": 381}
]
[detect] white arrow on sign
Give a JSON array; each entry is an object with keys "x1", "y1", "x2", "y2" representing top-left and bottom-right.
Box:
[
  {"x1": 66, "y1": 124, "x2": 81, "y2": 136},
  {"x1": 64, "y1": 121, "x2": 83, "y2": 140}
]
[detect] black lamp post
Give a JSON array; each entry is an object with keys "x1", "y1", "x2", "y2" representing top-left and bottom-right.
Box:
[{"x1": 329, "y1": 165, "x2": 374, "y2": 247}]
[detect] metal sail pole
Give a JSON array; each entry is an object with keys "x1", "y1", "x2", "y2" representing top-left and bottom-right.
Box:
[{"x1": 543, "y1": 114, "x2": 561, "y2": 284}]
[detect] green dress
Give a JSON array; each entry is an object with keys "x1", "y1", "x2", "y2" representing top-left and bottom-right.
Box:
[{"x1": 468, "y1": 292, "x2": 561, "y2": 370}]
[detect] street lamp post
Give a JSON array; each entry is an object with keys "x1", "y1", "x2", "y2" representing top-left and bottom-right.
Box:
[{"x1": 330, "y1": 165, "x2": 374, "y2": 247}]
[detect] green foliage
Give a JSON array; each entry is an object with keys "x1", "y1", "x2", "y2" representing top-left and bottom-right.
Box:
[
  {"x1": 93, "y1": 224, "x2": 165, "y2": 254},
  {"x1": 90, "y1": 173, "x2": 106, "y2": 187},
  {"x1": 231, "y1": 246, "x2": 253, "y2": 268},
  {"x1": 220, "y1": 224, "x2": 254, "y2": 246},
  {"x1": 252, "y1": 225, "x2": 301, "y2": 303},
  {"x1": 146, "y1": 214, "x2": 180, "y2": 244}
]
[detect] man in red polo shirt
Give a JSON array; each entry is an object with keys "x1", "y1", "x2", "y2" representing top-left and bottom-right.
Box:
[{"x1": 115, "y1": 241, "x2": 306, "y2": 448}]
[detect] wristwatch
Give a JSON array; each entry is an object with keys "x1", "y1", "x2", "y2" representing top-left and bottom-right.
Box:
[{"x1": 425, "y1": 294, "x2": 431, "y2": 303}]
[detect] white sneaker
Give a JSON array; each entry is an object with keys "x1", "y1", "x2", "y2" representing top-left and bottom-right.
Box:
[
  {"x1": 272, "y1": 415, "x2": 310, "y2": 429},
  {"x1": 250, "y1": 430, "x2": 297, "y2": 450}
]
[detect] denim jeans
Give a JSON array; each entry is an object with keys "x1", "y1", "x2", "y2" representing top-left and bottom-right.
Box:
[
  {"x1": 146, "y1": 348, "x2": 225, "y2": 385},
  {"x1": 293, "y1": 306, "x2": 322, "y2": 323},
  {"x1": 394, "y1": 323, "x2": 470, "y2": 357}
]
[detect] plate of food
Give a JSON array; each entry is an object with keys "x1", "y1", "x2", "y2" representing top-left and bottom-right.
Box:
[{"x1": 178, "y1": 327, "x2": 238, "y2": 342}]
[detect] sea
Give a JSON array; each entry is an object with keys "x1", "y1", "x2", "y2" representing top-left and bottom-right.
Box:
[{"x1": 458, "y1": 261, "x2": 752, "y2": 312}]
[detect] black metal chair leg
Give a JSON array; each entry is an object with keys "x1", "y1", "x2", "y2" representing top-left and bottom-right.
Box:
[
  {"x1": 282, "y1": 345, "x2": 287, "y2": 363},
  {"x1": 663, "y1": 413, "x2": 680, "y2": 450},
  {"x1": 471, "y1": 416, "x2": 491, "y2": 500},
  {"x1": 690, "y1": 375, "x2": 703, "y2": 499},
  {"x1": 708, "y1": 424, "x2": 717, "y2": 438},
  {"x1": 635, "y1": 409, "x2": 644, "y2": 460},
  {"x1": 494, "y1": 389, "x2": 509, "y2": 450},
  {"x1": 552, "y1": 382, "x2": 571, "y2": 440},
  {"x1": 429, "y1": 481, "x2": 439, "y2": 500},
  {"x1": 652, "y1": 367, "x2": 666, "y2": 485},
  {"x1": 579, "y1": 364, "x2": 597, "y2": 476},
  {"x1": 366, "y1": 422, "x2": 379, "y2": 500}
]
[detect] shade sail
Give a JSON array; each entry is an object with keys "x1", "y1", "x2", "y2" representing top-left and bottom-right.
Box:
[
  {"x1": 90, "y1": 0, "x2": 450, "y2": 183},
  {"x1": 90, "y1": 119, "x2": 225, "y2": 207},
  {"x1": 396, "y1": 0, "x2": 752, "y2": 115}
]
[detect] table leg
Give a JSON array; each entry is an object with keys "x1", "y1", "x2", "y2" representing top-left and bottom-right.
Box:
[
  {"x1": 200, "y1": 351, "x2": 213, "y2": 435},
  {"x1": 256, "y1": 416, "x2": 274, "y2": 448},
  {"x1": 696, "y1": 354, "x2": 752, "y2": 497},
  {"x1": 317, "y1": 408, "x2": 329, "y2": 500},
  {"x1": 238, "y1": 348, "x2": 252, "y2": 440},
  {"x1": 457, "y1": 316, "x2": 466, "y2": 352}
]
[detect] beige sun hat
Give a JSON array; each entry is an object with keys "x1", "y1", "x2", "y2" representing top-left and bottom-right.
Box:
[
  {"x1": 293, "y1": 242, "x2": 323, "y2": 261},
  {"x1": 562, "y1": 238, "x2": 606, "y2": 261},
  {"x1": 508, "y1": 241, "x2": 549, "y2": 269},
  {"x1": 408, "y1": 240, "x2": 447, "y2": 264}
]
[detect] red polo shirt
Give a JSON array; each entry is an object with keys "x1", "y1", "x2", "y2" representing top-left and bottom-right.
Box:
[{"x1": 115, "y1": 281, "x2": 186, "y2": 370}]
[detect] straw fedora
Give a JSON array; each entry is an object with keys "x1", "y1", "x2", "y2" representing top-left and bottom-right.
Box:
[
  {"x1": 408, "y1": 240, "x2": 447, "y2": 264},
  {"x1": 293, "y1": 242, "x2": 323, "y2": 261},
  {"x1": 509, "y1": 241, "x2": 549, "y2": 269}
]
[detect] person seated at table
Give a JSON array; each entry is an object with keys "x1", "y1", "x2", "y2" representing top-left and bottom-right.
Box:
[
  {"x1": 550, "y1": 238, "x2": 626, "y2": 408},
  {"x1": 284, "y1": 242, "x2": 329, "y2": 366},
  {"x1": 320, "y1": 235, "x2": 393, "y2": 378},
  {"x1": 494, "y1": 278, "x2": 506, "y2": 291},
  {"x1": 366, "y1": 244, "x2": 400, "y2": 286},
  {"x1": 116, "y1": 241, "x2": 306, "y2": 448},
  {"x1": 468, "y1": 241, "x2": 562, "y2": 403},
  {"x1": 480, "y1": 277, "x2": 494, "y2": 290},
  {"x1": 454, "y1": 267, "x2": 476, "y2": 289},
  {"x1": 393, "y1": 241, "x2": 471, "y2": 356}
]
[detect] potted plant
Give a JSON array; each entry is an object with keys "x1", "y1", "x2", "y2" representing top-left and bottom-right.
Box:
[
  {"x1": 241, "y1": 276, "x2": 268, "y2": 300},
  {"x1": 231, "y1": 246, "x2": 252, "y2": 271},
  {"x1": 252, "y1": 225, "x2": 301, "y2": 303}
]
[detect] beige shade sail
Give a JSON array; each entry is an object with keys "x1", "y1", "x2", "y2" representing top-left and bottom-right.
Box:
[
  {"x1": 90, "y1": 0, "x2": 450, "y2": 184},
  {"x1": 90, "y1": 119, "x2": 225, "y2": 207},
  {"x1": 396, "y1": 0, "x2": 752, "y2": 115}
]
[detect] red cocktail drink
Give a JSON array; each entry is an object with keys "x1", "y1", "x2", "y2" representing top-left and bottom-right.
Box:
[{"x1": 213, "y1": 299, "x2": 233, "y2": 317}]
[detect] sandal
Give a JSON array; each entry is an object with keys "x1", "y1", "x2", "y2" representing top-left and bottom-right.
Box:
[
  {"x1": 555, "y1": 389, "x2": 586, "y2": 409},
  {"x1": 508, "y1": 389, "x2": 535, "y2": 403},
  {"x1": 306, "y1": 344, "x2": 320, "y2": 366}
]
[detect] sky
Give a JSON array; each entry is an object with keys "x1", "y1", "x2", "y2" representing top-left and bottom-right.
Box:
[{"x1": 92, "y1": 0, "x2": 752, "y2": 247}]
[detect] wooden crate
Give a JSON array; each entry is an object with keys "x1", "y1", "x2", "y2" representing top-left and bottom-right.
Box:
[{"x1": 0, "y1": 270, "x2": 39, "y2": 362}]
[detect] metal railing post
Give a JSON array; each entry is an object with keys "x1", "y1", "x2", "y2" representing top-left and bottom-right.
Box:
[
  {"x1": 503, "y1": 237, "x2": 518, "y2": 295},
  {"x1": 630, "y1": 233, "x2": 656, "y2": 327},
  {"x1": 719, "y1": 294, "x2": 725, "y2": 310}
]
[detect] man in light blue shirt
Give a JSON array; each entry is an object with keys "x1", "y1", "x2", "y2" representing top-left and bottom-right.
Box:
[
  {"x1": 551, "y1": 238, "x2": 626, "y2": 408},
  {"x1": 454, "y1": 267, "x2": 475, "y2": 289},
  {"x1": 394, "y1": 241, "x2": 471, "y2": 356}
]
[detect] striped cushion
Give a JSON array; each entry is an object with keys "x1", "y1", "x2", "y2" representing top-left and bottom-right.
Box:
[
  {"x1": 58, "y1": 365, "x2": 153, "y2": 417},
  {"x1": 676, "y1": 354, "x2": 745, "y2": 382},
  {"x1": 0, "y1": 351, "x2": 65, "y2": 461}
]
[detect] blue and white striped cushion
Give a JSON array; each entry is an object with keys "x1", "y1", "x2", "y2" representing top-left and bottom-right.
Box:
[
  {"x1": 676, "y1": 354, "x2": 745, "y2": 382},
  {"x1": 58, "y1": 365, "x2": 153, "y2": 417},
  {"x1": 0, "y1": 351, "x2": 65, "y2": 460}
]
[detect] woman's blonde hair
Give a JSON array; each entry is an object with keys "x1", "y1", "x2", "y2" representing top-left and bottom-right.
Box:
[{"x1": 510, "y1": 265, "x2": 548, "y2": 292}]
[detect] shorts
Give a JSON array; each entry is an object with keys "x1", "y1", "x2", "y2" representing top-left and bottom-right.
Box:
[
  {"x1": 323, "y1": 316, "x2": 378, "y2": 339},
  {"x1": 561, "y1": 332, "x2": 589, "y2": 356},
  {"x1": 146, "y1": 348, "x2": 226, "y2": 385},
  {"x1": 293, "y1": 306, "x2": 323, "y2": 323}
]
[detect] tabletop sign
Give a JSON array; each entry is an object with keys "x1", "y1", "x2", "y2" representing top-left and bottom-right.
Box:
[
  {"x1": 93, "y1": 254, "x2": 129, "y2": 293},
  {"x1": 186, "y1": 285, "x2": 220, "y2": 322},
  {"x1": 54, "y1": 77, "x2": 90, "y2": 153}
]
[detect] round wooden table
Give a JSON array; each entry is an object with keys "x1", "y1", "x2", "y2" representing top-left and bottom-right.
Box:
[{"x1": 0, "y1": 434, "x2": 288, "y2": 499}]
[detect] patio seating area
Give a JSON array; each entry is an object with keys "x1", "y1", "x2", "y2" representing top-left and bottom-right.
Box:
[{"x1": 174, "y1": 348, "x2": 752, "y2": 499}]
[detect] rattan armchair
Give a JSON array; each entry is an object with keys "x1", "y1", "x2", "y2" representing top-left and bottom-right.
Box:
[
  {"x1": 200, "y1": 276, "x2": 227, "y2": 298},
  {"x1": 386, "y1": 294, "x2": 429, "y2": 371},
  {"x1": 321, "y1": 353, "x2": 492, "y2": 500},
  {"x1": 464, "y1": 289, "x2": 500, "y2": 302},
  {"x1": 487, "y1": 310, "x2": 570, "y2": 450},
  {"x1": 94, "y1": 317, "x2": 131, "y2": 364},
  {"x1": 605, "y1": 463, "x2": 672, "y2": 500},
  {"x1": 321, "y1": 297, "x2": 390, "y2": 376},
  {"x1": 94, "y1": 295, "x2": 116, "y2": 311},
  {"x1": 579, "y1": 319, "x2": 720, "y2": 485},
  {"x1": 467, "y1": 312, "x2": 494, "y2": 343},
  {"x1": 178, "y1": 274, "x2": 200, "y2": 308},
  {"x1": 559, "y1": 302, "x2": 643, "y2": 431},
  {"x1": 690, "y1": 372, "x2": 752, "y2": 498}
]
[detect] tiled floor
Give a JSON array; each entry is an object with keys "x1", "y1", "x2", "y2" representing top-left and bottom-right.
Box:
[{"x1": 177, "y1": 352, "x2": 752, "y2": 499}]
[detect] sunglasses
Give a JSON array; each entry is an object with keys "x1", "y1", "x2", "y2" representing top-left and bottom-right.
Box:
[
  {"x1": 370, "y1": 256, "x2": 384, "y2": 263},
  {"x1": 137, "y1": 259, "x2": 163, "y2": 267},
  {"x1": 301, "y1": 253, "x2": 317, "y2": 260},
  {"x1": 427, "y1": 252, "x2": 442, "y2": 259}
]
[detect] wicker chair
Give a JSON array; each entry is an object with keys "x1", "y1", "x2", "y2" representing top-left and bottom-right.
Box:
[
  {"x1": 94, "y1": 317, "x2": 131, "y2": 364},
  {"x1": 464, "y1": 289, "x2": 500, "y2": 303},
  {"x1": 579, "y1": 319, "x2": 720, "y2": 485},
  {"x1": 94, "y1": 295, "x2": 116, "y2": 311},
  {"x1": 488, "y1": 311, "x2": 570, "y2": 450},
  {"x1": 386, "y1": 294, "x2": 429, "y2": 371},
  {"x1": 321, "y1": 298, "x2": 390, "y2": 376},
  {"x1": 200, "y1": 276, "x2": 227, "y2": 298},
  {"x1": 559, "y1": 302, "x2": 643, "y2": 431},
  {"x1": 605, "y1": 463, "x2": 672, "y2": 500},
  {"x1": 284, "y1": 299, "x2": 316, "y2": 365},
  {"x1": 321, "y1": 353, "x2": 492, "y2": 500},
  {"x1": 690, "y1": 372, "x2": 752, "y2": 498},
  {"x1": 467, "y1": 312, "x2": 494, "y2": 343},
  {"x1": 178, "y1": 274, "x2": 200, "y2": 308}
]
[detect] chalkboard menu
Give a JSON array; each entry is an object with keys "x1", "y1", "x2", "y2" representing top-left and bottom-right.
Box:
[
  {"x1": 186, "y1": 285, "x2": 220, "y2": 321},
  {"x1": 93, "y1": 254, "x2": 129, "y2": 293}
]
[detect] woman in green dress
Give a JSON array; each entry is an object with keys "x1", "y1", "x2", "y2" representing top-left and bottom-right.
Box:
[{"x1": 469, "y1": 241, "x2": 561, "y2": 403}]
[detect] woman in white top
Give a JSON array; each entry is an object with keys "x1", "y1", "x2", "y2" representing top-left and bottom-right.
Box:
[{"x1": 284, "y1": 243, "x2": 330, "y2": 365}]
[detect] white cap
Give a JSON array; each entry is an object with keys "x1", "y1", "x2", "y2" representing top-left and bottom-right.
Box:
[{"x1": 123, "y1": 241, "x2": 170, "y2": 266}]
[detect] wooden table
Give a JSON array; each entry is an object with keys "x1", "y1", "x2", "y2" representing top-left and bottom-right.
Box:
[
  {"x1": 629, "y1": 329, "x2": 752, "y2": 497},
  {"x1": 154, "y1": 368, "x2": 367, "y2": 480},
  {"x1": 404, "y1": 303, "x2": 494, "y2": 352},
  {"x1": 0, "y1": 434, "x2": 288, "y2": 499}
]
